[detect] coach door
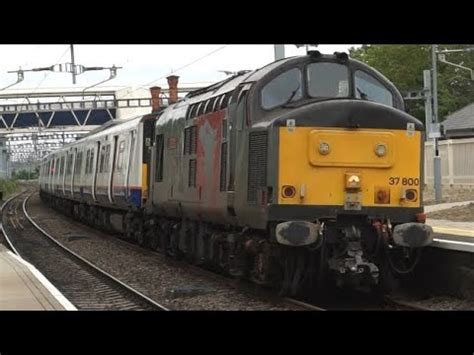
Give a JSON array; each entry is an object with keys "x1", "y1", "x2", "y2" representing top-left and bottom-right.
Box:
[{"x1": 108, "y1": 135, "x2": 119, "y2": 203}]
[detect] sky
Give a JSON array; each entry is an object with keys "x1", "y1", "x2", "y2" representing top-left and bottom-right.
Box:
[{"x1": 0, "y1": 44, "x2": 360, "y2": 92}]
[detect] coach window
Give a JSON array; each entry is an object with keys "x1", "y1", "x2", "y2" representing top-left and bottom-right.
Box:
[
  {"x1": 104, "y1": 145, "x2": 111, "y2": 173},
  {"x1": 66, "y1": 154, "x2": 73, "y2": 175},
  {"x1": 261, "y1": 68, "x2": 302, "y2": 110},
  {"x1": 85, "y1": 150, "x2": 91, "y2": 174},
  {"x1": 59, "y1": 157, "x2": 64, "y2": 177},
  {"x1": 99, "y1": 146, "x2": 106, "y2": 173},
  {"x1": 75, "y1": 152, "x2": 82, "y2": 175},
  {"x1": 354, "y1": 70, "x2": 393, "y2": 107},
  {"x1": 90, "y1": 150, "x2": 95, "y2": 174},
  {"x1": 307, "y1": 62, "x2": 349, "y2": 98},
  {"x1": 117, "y1": 141, "x2": 125, "y2": 171}
]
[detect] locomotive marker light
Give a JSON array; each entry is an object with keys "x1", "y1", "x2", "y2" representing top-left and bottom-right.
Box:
[
  {"x1": 374, "y1": 187, "x2": 390, "y2": 204},
  {"x1": 318, "y1": 141, "x2": 330, "y2": 155},
  {"x1": 286, "y1": 118, "x2": 296, "y2": 132},
  {"x1": 374, "y1": 143, "x2": 387, "y2": 157}
]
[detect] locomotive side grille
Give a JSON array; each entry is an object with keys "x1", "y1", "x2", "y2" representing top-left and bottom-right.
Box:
[
  {"x1": 247, "y1": 131, "x2": 267, "y2": 202},
  {"x1": 184, "y1": 126, "x2": 197, "y2": 155},
  {"x1": 220, "y1": 142, "x2": 227, "y2": 191},
  {"x1": 190, "y1": 126, "x2": 197, "y2": 154},
  {"x1": 188, "y1": 159, "x2": 197, "y2": 187},
  {"x1": 184, "y1": 127, "x2": 191, "y2": 155}
]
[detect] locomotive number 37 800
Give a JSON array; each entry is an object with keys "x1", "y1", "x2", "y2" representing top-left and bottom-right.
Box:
[{"x1": 388, "y1": 177, "x2": 420, "y2": 186}]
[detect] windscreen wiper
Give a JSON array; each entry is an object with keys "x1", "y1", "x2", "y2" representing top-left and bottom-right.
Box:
[
  {"x1": 281, "y1": 84, "x2": 301, "y2": 108},
  {"x1": 357, "y1": 87, "x2": 369, "y2": 100}
]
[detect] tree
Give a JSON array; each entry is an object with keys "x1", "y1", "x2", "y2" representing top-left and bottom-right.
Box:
[
  {"x1": 11, "y1": 169, "x2": 39, "y2": 180},
  {"x1": 349, "y1": 45, "x2": 474, "y2": 125}
]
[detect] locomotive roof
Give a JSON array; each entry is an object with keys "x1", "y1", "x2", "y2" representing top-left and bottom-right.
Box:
[
  {"x1": 182, "y1": 57, "x2": 297, "y2": 103},
  {"x1": 180, "y1": 53, "x2": 398, "y2": 103}
]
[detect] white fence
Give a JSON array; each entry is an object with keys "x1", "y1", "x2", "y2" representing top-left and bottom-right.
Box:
[{"x1": 425, "y1": 138, "x2": 474, "y2": 185}]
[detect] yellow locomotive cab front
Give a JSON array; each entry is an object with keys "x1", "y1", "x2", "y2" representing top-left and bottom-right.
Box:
[{"x1": 278, "y1": 125, "x2": 422, "y2": 210}]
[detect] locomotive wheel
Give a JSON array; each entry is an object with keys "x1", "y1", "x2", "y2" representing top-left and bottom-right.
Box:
[
  {"x1": 135, "y1": 218, "x2": 147, "y2": 247},
  {"x1": 195, "y1": 228, "x2": 207, "y2": 266},
  {"x1": 217, "y1": 241, "x2": 229, "y2": 275},
  {"x1": 137, "y1": 231, "x2": 147, "y2": 247},
  {"x1": 148, "y1": 225, "x2": 160, "y2": 250},
  {"x1": 374, "y1": 257, "x2": 399, "y2": 295},
  {"x1": 168, "y1": 224, "x2": 183, "y2": 259},
  {"x1": 158, "y1": 222, "x2": 171, "y2": 253},
  {"x1": 96, "y1": 209, "x2": 104, "y2": 230}
]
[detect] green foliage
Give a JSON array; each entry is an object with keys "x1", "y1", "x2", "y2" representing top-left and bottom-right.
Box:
[
  {"x1": 11, "y1": 168, "x2": 39, "y2": 180},
  {"x1": 349, "y1": 45, "x2": 474, "y2": 124},
  {"x1": 0, "y1": 178, "x2": 18, "y2": 197}
]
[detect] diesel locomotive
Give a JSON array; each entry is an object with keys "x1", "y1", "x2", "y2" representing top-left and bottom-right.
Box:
[{"x1": 39, "y1": 51, "x2": 433, "y2": 294}]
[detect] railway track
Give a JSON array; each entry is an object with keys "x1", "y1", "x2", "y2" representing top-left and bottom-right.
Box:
[
  {"x1": 1, "y1": 191, "x2": 168, "y2": 311},
  {"x1": 384, "y1": 297, "x2": 434, "y2": 311}
]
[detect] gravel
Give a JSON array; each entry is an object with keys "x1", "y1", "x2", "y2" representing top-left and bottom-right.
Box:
[
  {"x1": 406, "y1": 295, "x2": 474, "y2": 310},
  {"x1": 427, "y1": 203, "x2": 474, "y2": 222}
]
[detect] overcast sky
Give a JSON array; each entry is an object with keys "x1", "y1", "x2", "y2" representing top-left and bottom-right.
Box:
[{"x1": 0, "y1": 44, "x2": 360, "y2": 91}]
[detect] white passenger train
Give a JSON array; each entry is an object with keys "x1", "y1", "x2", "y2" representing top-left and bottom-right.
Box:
[{"x1": 39, "y1": 114, "x2": 156, "y2": 211}]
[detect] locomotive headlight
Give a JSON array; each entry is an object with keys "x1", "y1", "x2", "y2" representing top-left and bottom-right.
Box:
[
  {"x1": 374, "y1": 143, "x2": 387, "y2": 157},
  {"x1": 319, "y1": 141, "x2": 330, "y2": 155},
  {"x1": 345, "y1": 173, "x2": 361, "y2": 190}
]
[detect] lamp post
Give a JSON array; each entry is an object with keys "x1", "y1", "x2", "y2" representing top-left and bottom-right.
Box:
[{"x1": 431, "y1": 45, "x2": 442, "y2": 203}]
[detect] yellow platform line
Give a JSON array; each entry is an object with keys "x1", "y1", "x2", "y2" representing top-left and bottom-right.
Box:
[{"x1": 432, "y1": 226, "x2": 474, "y2": 238}]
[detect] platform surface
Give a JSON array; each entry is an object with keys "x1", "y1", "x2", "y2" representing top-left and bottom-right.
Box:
[
  {"x1": 424, "y1": 201, "x2": 474, "y2": 252},
  {"x1": 0, "y1": 244, "x2": 76, "y2": 310}
]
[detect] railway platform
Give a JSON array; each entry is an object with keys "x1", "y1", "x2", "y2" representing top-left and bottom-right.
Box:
[
  {"x1": 0, "y1": 243, "x2": 76, "y2": 310},
  {"x1": 426, "y1": 201, "x2": 474, "y2": 252}
]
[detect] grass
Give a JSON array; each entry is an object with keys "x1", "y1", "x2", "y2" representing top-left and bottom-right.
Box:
[{"x1": 0, "y1": 178, "x2": 18, "y2": 199}]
